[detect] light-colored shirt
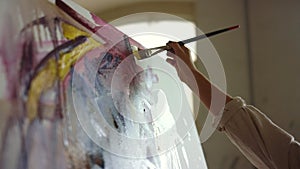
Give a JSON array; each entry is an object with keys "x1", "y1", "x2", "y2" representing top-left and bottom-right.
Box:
[{"x1": 218, "y1": 97, "x2": 300, "y2": 169}]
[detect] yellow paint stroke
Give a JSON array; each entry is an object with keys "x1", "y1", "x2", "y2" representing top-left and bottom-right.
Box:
[{"x1": 27, "y1": 22, "x2": 101, "y2": 120}]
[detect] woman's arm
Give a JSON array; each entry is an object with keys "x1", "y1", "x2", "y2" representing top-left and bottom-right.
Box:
[
  {"x1": 165, "y1": 42, "x2": 232, "y2": 116},
  {"x1": 165, "y1": 42, "x2": 300, "y2": 169}
]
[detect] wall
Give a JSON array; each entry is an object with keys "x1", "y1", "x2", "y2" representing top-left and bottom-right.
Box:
[
  {"x1": 247, "y1": 0, "x2": 300, "y2": 141},
  {"x1": 195, "y1": 0, "x2": 300, "y2": 168},
  {"x1": 195, "y1": 0, "x2": 253, "y2": 168}
]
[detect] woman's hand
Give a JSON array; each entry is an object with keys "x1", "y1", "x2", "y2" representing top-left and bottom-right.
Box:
[{"x1": 165, "y1": 41, "x2": 196, "y2": 84}]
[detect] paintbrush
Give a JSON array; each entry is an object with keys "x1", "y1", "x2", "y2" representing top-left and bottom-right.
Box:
[{"x1": 135, "y1": 25, "x2": 239, "y2": 59}]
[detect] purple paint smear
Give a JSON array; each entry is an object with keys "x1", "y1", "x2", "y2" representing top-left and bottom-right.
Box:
[{"x1": 0, "y1": 0, "x2": 161, "y2": 169}]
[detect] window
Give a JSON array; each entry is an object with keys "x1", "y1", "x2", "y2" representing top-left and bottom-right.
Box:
[{"x1": 114, "y1": 14, "x2": 196, "y2": 116}]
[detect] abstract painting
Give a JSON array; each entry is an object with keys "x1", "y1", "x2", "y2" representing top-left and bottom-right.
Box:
[{"x1": 0, "y1": 0, "x2": 207, "y2": 168}]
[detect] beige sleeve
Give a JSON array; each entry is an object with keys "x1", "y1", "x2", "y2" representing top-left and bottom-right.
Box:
[{"x1": 217, "y1": 97, "x2": 300, "y2": 169}]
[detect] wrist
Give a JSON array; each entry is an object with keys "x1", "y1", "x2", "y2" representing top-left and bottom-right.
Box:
[
  {"x1": 190, "y1": 67, "x2": 199, "y2": 75},
  {"x1": 181, "y1": 68, "x2": 198, "y2": 86}
]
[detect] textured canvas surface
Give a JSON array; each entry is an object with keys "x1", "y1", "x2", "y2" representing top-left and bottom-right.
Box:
[{"x1": 0, "y1": 0, "x2": 207, "y2": 168}]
